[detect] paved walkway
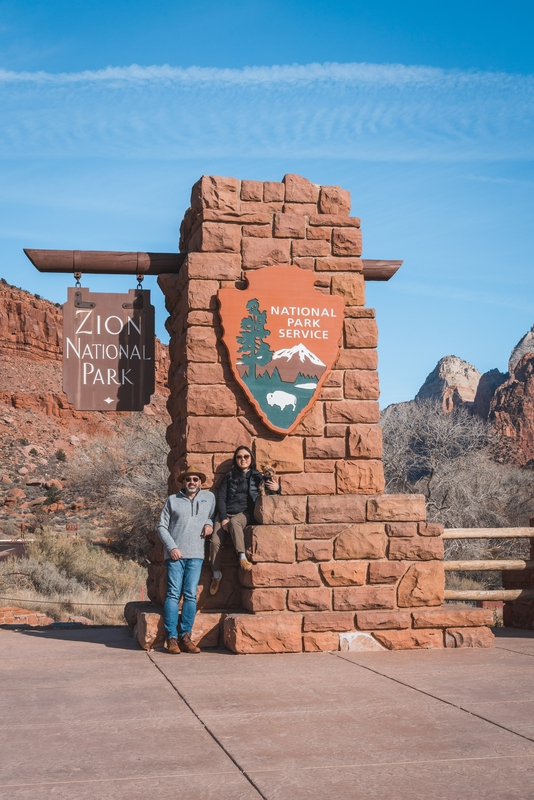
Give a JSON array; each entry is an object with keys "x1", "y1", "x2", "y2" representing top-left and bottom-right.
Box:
[{"x1": 1, "y1": 627, "x2": 534, "y2": 799}]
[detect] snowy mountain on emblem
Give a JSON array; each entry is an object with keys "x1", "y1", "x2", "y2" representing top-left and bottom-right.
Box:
[
  {"x1": 272, "y1": 344, "x2": 326, "y2": 367},
  {"x1": 256, "y1": 344, "x2": 327, "y2": 383}
]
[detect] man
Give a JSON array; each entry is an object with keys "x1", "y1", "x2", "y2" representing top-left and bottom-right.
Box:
[{"x1": 157, "y1": 466, "x2": 215, "y2": 654}]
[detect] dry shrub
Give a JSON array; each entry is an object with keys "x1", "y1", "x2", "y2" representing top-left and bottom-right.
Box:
[
  {"x1": 0, "y1": 533, "x2": 146, "y2": 624},
  {"x1": 69, "y1": 417, "x2": 169, "y2": 562}
]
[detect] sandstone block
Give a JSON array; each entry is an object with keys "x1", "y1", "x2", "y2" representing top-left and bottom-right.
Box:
[
  {"x1": 332, "y1": 228, "x2": 362, "y2": 256},
  {"x1": 307, "y1": 225, "x2": 332, "y2": 240},
  {"x1": 185, "y1": 252, "x2": 242, "y2": 281},
  {"x1": 385, "y1": 522, "x2": 418, "y2": 537},
  {"x1": 191, "y1": 176, "x2": 239, "y2": 213},
  {"x1": 310, "y1": 214, "x2": 360, "y2": 227},
  {"x1": 241, "y1": 238, "x2": 291, "y2": 269},
  {"x1": 368, "y1": 562, "x2": 407, "y2": 584},
  {"x1": 336, "y1": 460, "x2": 385, "y2": 494},
  {"x1": 308, "y1": 495, "x2": 366, "y2": 524},
  {"x1": 273, "y1": 213, "x2": 306, "y2": 238},
  {"x1": 315, "y1": 257, "x2": 363, "y2": 272},
  {"x1": 303, "y1": 612, "x2": 355, "y2": 632},
  {"x1": 345, "y1": 318, "x2": 378, "y2": 349},
  {"x1": 413, "y1": 607, "x2": 493, "y2": 629},
  {"x1": 292, "y1": 239, "x2": 331, "y2": 258},
  {"x1": 242, "y1": 200, "x2": 282, "y2": 213},
  {"x1": 281, "y1": 472, "x2": 336, "y2": 495},
  {"x1": 187, "y1": 362, "x2": 226, "y2": 385},
  {"x1": 334, "y1": 524, "x2": 387, "y2": 559},
  {"x1": 242, "y1": 562, "x2": 321, "y2": 588},
  {"x1": 264, "y1": 181, "x2": 285, "y2": 202},
  {"x1": 397, "y1": 563, "x2": 444, "y2": 607},
  {"x1": 212, "y1": 453, "x2": 234, "y2": 473},
  {"x1": 318, "y1": 186, "x2": 351, "y2": 216},
  {"x1": 186, "y1": 416, "x2": 252, "y2": 453},
  {"x1": 243, "y1": 224, "x2": 272, "y2": 238},
  {"x1": 445, "y1": 627, "x2": 495, "y2": 648},
  {"x1": 193, "y1": 223, "x2": 241, "y2": 253},
  {"x1": 305, "y1": 437, "x2": 345, "y2": 459},
  {"x1": 295, "y1": 523, "x2": 347, "y2": 539},
  {"x1": 317, "y1": 386, "x2": 343, "y2": 401},
  {"x1": 373, "y1": 629, "x2": 444, "y2": 650},
  {"x1": 254, "y1": 437, "x2": 304, "y2": 472},
  {"x1": 319, "y1": 561, "x2": 367, "y2": 586},
  {"x1": 324, "y1": 370, "x2": 343, "y2": 387},
  {"x1": 303, "y1": 632, "x2": 340, "y2": 651},
  {"x1": 283, "y1": 174, "x2": 319, "y2": 204},
  {"x1": 345, "y1": 371, "x2": 380, "y2": 400},
  {"x1": 186, "y1": 384, "x2": 237, "y2": 416},
  {"x1": 325, "y1": 400, "x2": 380, "y2": 424},
  {"x1": 241, "y1": 180, "x2": 263, "y2": 201},
  {"x1": 418, "y1": 522, "x2": 445, "y2": 537},
  {"x1": 255, "y1": 494, "x2": 307, "y2": 524},
  {"x1": 288, "y1": 588, "x2": 332, "y2": 611},
  {"x1": 367, "y1": 494, "x2": 426, "y2": 522},
  {"x1": 296, "y1": 539, "x2": 333, "y2": 561},
  {"x1": 355, "y1": 610, "x2": 412, "y2": 630},
  {"x1": 292, "y1": 256, "x2": 314, "y2": 270},
  {"x1": 335, "y1": 349, "x2": 377, "y2": 371},
  {"x1": 339, "y1": 632, "x2": 386, "y2": 651},
  {"x1": 136, "y1": 611, "x2": 165, "y2": 651},
  {"x1": 223, "y1": 613, "x2": 303, "y2": 653},
  {"x1": 283, "y1": 202, "x2": 317, "y2": 214},
  {"x1": 250, "y1": 525, "x2": 295, "y2": 563},
  {"x1": 293, "y1": 402, "x2": 324, "y2": 436},
  {"x1": 242, "y1": 588, "x2": 287, "y2": 612},
  {"x1": 347, "y1": 425, "x2": 383, "y2": 459},
  {"x1": 333, "y1": 586, "x2": 395, "y2": 611},
  {"x1": 325, "y1": 424, "x2": 347, "y2": 437},
  {"x1": 330, "y1": 274, "x2": 365, "y2": 306},
  {"x1": 186, "y1": 310, "x2": 216, "y2": 327},
  {"x1": 389, "y1": 537, "x2": 444, "y2": 561},
  {"x1": 192, "y1": 612, "x2": 222, "y2": 648},
  {"x1": 185, "y1": 326, "x2": 218, "y2": 362},
  {"x1": 304, "y1": 459, "x2": 336, "y2": 473}
]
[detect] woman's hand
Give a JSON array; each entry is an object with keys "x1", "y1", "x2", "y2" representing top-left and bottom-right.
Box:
[
  {"x1": 221, "y1": 518, "x2": 229, "y2": 531},
  {"x1": 265, "y1": 478, "x2": 280, "y2": 493}
]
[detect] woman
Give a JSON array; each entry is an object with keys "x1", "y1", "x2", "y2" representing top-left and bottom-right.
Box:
[{"x1": 209, "y1": 445, "x2": 280, "y2": 596}]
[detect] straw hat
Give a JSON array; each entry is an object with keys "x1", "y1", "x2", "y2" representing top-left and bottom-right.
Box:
[{"x1": 177, "y1": 465, "x2": 207, "y2": 483}]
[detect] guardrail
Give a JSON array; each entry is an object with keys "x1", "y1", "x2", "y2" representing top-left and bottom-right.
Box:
[{"x1": 443, "y1": 526, "x2": 534, "y2": 602}]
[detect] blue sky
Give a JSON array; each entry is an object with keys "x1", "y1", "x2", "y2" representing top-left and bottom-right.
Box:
[{"x1": 0, "y1": 1, "x2": 533, "y2": 407}]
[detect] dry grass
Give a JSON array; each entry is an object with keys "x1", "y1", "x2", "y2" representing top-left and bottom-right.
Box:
[{"x1": 0, "y1": 533, "x2": 146, "y2": 624}]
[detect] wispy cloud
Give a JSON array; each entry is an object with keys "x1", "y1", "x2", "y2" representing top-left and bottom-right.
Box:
[{"x1": 0, "y1": 61, "x2": 533, "y2": 161}]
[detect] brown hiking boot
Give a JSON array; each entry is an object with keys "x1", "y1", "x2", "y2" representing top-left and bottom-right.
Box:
[
  {"x1": 179, "y1": 633, "x2": 201, "y2": 653},
  {"x1": 209, "y1": 576, "x2": 222, "y2": 596},
  {"x1": 166, "y1": 637, "x2": 180, "y2": 654},
  {"x1": 239, "y1": 557, "x2": 253, "y2": 571}
]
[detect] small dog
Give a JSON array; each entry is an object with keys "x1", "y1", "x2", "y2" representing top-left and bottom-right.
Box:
[{"x1": 258, "y1": 463, "x2": 277, "y2": 496}]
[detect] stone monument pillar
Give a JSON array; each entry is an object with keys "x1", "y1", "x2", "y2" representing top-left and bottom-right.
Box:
[{"x1": 142, "y1": 174, "x2": 494, "y2": 653}]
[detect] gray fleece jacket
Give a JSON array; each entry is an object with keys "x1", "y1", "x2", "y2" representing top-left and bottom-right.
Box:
[{"x1": 157, "y1": 489, "x2": 216, "y2": 560}]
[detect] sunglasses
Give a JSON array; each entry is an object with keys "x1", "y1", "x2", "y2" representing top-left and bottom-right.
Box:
[
  {"x1": 236, "y1": 454, "x2": 251, "y2": 460},
  {"x1": 185, "y1": 476, "x2": 201, "y2": 483}
]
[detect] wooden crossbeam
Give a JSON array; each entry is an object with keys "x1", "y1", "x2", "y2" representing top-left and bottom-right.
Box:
[
  {"x1": 24, "y1": 249, "x2": 402, "y2": 281},
  {"x1": 443, "y1": 528, "x2": 534, "y2": 539},
  {"x1": 444, "y1": 560, "x2": 534, "y2": 571},
  {"x1": 444, "y1": 589, "x2": 534, "y2": 601}
]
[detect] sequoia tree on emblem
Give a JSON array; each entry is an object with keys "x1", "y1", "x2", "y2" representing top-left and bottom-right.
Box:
[{"x1": 218, "y1": 265, "x2": 345, "y2": 434}]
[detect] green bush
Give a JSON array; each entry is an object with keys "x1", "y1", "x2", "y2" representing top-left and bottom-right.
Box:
[{"x1": 55, "y1": 449, "x2": 67, "y2": 462}]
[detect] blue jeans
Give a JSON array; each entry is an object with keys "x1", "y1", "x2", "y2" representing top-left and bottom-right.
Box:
[{"x1": 163, "y1": 558, "x2": 203, "y2": 639}]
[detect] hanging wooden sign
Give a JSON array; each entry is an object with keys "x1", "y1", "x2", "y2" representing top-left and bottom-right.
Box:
[
  {"x1": 218, "y1": 264, "x2": 344, "y2": 434},
  {"x1": 63, "y1": 287, "x2": 155, "y2": 411}
]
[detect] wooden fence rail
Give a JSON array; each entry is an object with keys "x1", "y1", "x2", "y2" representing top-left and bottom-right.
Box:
[{"x1": 443, "y1": 525, "x2": 534, "y2": 603}]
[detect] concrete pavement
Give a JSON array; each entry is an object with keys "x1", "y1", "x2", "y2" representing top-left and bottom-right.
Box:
[{"x1": 1, "y1": 626, "x2": 533, "y2": 799}]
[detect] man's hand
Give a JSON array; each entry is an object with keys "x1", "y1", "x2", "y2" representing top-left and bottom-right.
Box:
[
  {"x1": 201, "y1": 524, "x2": 213, "y2": 538},
  {"x1": 169, "y1": 548, "x2": 182, "y2": 561},
  {"x1": 221, "y1": 518, "x2": 229, "y2": 531}
]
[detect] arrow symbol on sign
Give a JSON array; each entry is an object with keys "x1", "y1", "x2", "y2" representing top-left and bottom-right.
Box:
[{"x1": 104, "y1": 397, "x2": 114, "y2": 404}]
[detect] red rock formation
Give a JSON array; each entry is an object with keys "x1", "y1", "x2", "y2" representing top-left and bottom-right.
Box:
[{"x1": 489, "y1": 353, "x2": 534, "y2": 465}]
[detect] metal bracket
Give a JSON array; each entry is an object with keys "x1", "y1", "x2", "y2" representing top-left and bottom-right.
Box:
[{"x1": 74, "y1": 290, "x2": 95, "y2": 308}]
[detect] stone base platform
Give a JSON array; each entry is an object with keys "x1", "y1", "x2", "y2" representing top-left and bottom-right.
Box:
[{"x1": 124, "y1": 601, "x2": 494, "y2": 653}]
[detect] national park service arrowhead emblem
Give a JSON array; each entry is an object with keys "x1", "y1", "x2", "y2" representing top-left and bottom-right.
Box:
[{"x1": 218, "y1": 265, "x2": 345, "y2": 434}]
